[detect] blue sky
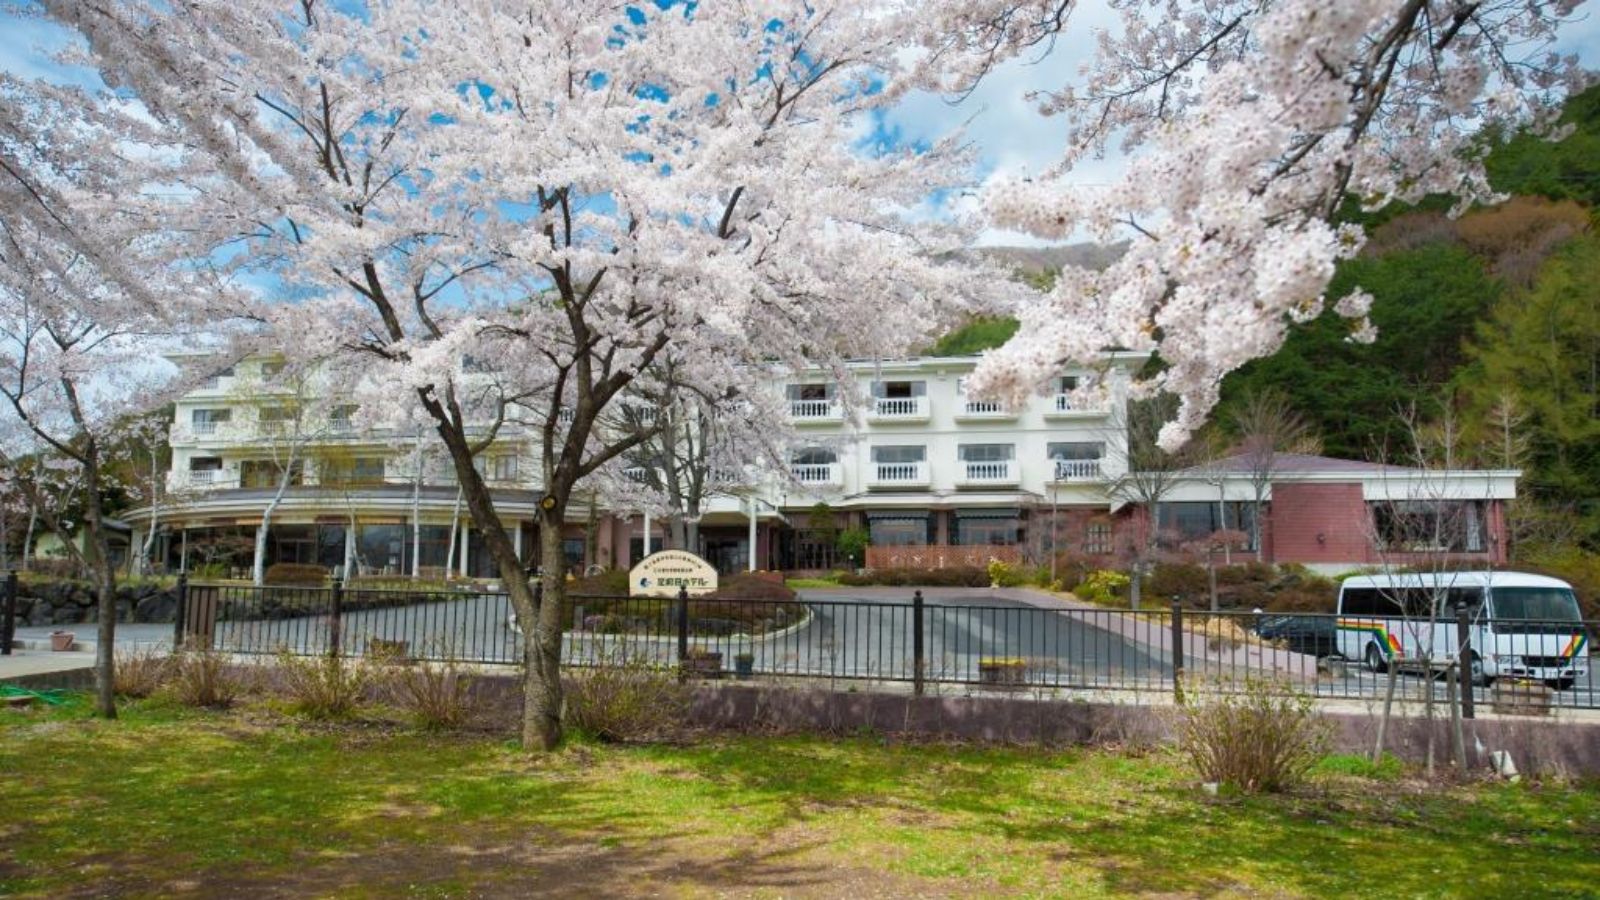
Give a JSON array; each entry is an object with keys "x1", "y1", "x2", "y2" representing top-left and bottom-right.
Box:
[{"x1": 4, "y1": 2, "x2": 1598, "y2": 249}]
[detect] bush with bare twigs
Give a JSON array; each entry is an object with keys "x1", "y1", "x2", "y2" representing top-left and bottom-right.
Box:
[
  {"x1": 274, "y1": 650, "x2": 372, "y2": 720},
  {"x1": 113, "y1": 646, "x2": 173, "y2": 698},
  {"x1": 564, "y1": 646, "x2": 691, "y2": 742},
  {"x1": 1176, "y1": 676, "x2": 1330, "y2": 793},
  {"x1": 385, "y1": 655, "x2": 478, "y2": 731},
  {"x1": 166, "y1": 649, "x2": 248, "y2": 709}
]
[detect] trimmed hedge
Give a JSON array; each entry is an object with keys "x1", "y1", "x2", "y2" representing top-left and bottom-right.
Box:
[{"x1": 264, "y1": 563, "x2": 331, "y2": 586}]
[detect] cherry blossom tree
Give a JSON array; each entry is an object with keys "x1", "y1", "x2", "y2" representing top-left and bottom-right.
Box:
[
  {"x1": 31, "y1": 1, "x2": 1005, "y2": 748},
  {"x1": 960, "y1": 0, "x2": 1591, "y2": 450}
]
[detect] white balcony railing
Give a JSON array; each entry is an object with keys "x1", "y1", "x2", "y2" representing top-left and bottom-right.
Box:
[
  {"x1": 1045, "y1": 393, "x2": 1106, "y2": 417},
  {"x1": 790, "y1": 398, "x2": 842, "y2": 421},
  {"x1": 170, "y1": 469, "x2": 240, "y2": 491},
  {"x1": 790, "y1": 462, "x2": 840, "y2": 485},
  {"x1": 957, "y1": 397, "x2": 1014, "y2": 418},
  {"x1": 868, "y1": 461, "x2": 928, "y2": 487},
  {"x1": 871, "y1": 396, "x2": 928, "y2": 420},
  {"x1": 623, "y1": 466, "x2": 650, "y2": 484},
  {"x1": 1052, "y1": 458, "x2": 1105, "y2": 481},
  {"x1": 190, "y1": 420, "x2": 225, "y2": 436},
  {"x1": 959, "y1": 459, "x2": 1018, "y2": 486}
]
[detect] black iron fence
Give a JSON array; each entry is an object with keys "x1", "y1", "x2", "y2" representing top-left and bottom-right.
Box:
[{"x1": 143, "y1": 578, "x2": 1600, "y2": 713}]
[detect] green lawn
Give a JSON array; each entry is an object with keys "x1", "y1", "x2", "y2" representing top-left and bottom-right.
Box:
[{"x1": 1, "y1": 696, "x2": 1597, "y2": 898}]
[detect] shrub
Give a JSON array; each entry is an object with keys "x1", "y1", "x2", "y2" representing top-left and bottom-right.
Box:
[
  {"x1": 264, "y1": 563, "x2": 330, "y2": 586},
  {"x1": 1176, "y1": 676, "x2": 1331, "y2": 793},
  {"x1": 986, "y1": 559, "x2": 1013, "y2": 586},
  {"x1": 274, "y1": 650, "x2": 372, "y2": 720},
  {"x1": 113, "y1": 646, "x2": 172, "y2": 698},
  {"x1": 386, "y1": 656, "x2": 477, "y2": 731},
  {"x1": 569, "y1": 569, "x2": 630, "y2": 596},
  {"x1": 836, "y1": 527, "x2": 870, "y2": 567},
  {"x1": 564, "y1": 646, "x2": 692, "y2": 742},
  {"x1": 1149, "y1": 563, "x2": 1208, "y2": 602},
  {"x1": 1072, "y1": 570, "x2": 1129, "y2": 605},
  {"x1": 167, "y1": 649, "x2": 247, "y2": 709}
]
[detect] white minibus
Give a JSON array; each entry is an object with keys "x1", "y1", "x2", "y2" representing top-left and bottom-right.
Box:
[{"x1": 1335, "y1": 571, "x2": 1589, "y2": 689}]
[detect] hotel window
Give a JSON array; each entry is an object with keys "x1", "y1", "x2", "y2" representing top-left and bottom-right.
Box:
[
  {"x1": 1156, "y1": 502, "x2": 1257, "y2": 550},
  {"x1": 791, "y1": 447, "x2": 838, "y2": 465},
  {"x1": 260, "y1": 361, "x2": 285, "y2": 379},
  {"x1": 1371, "y1": 500, "x2": 1485, "y2": 553},
  {"x1": 787, "y1": 383, "x2": 833, "y2": 401},
  {"x1": 1047, "y1": 442, "x2": 1103, "y2": 461},
  {"x1": 190, "y1": 408, "x2": 231, "y2": 434},
  {"x1": 1056, "y1": 375, "x2": 1079, "y2": 393},
  {"x1": 240, "y1": 459, "x2": 304, "y2": 489},
  {"x1": 490, "y1": 456, "x2": 519, "y2": 481},
  {"x1": 957, "y1": 444, "x2": 1014, "y2": 462},
  {"x1": 1085, "y1": 521, "x2": 1114, "y2": 555},
  {"x1": 871, "y1": 445, "x2": 926, "y2": 464},
  {"x1": 953, "y1": 509, "x2": 1021, "y2": 546},
  {"x1": 872, "y1": 380, "x2": 925, "y2": 400},
  {"x1": 322, "y1": 457, "x2": 385, "y2": 487},
  {"x1": 867, "y1": 511, "x2": 931, "y2": 546}
]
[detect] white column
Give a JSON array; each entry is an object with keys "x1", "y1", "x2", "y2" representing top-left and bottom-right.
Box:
[
  {"x1": 513, "y1": 520, "x2": 523, "y2": 560},
  {"x1": 643, "y1": 511, "x2": 652, "y2": 557},
  {"x1": 180, "y1": 528, "x2": 189, "y2": 574},
  {"x1": 458, "y1": 525, "x2": 470, "y2": 578},
  {"x1": 747, "y1": 496, "x2": 757, "y2": 572}
]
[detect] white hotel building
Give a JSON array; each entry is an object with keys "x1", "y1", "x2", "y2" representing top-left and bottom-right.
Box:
[
  {"x1": 129, "y1": 350, "x2": 1516, "y2": 577},
  {"x1": 133, "y1": 353, "x2": 1145, "y2": 577}
]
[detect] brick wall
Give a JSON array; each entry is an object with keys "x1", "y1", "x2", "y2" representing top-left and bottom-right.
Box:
[{"x1": 1265, "y1": 482, "x2": 1372, "y2": 565}]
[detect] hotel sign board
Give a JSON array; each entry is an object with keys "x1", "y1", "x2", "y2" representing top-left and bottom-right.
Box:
[{"x1": 629, "y1": 550, "x2": 719, "y2": 598}]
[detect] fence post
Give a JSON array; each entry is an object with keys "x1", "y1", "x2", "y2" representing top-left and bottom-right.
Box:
[
  {"x1": 912, "y1": 589, "x2": 926, "y2": 696},
  {"x1": 172, "y1": 573, "x2": 188, "y2": 650},
  {"x1": 676, "y1": 585, "x2": 689, "y2": 667},
  {"x1": 1456, "y1": 605, "x2": 1475, "y2": 721},
  {"x1": 1, "y1": 569, "x2": 16, "y2": 655},
  {"x1": 1170, "y1": 601, "x2": 1185, "y2": 703},
  {"x1": 329, "y1": 581, "x2": 344, "y2": 658}
]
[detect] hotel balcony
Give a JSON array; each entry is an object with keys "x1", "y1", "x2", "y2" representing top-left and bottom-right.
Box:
[
  {"x1": 956, "y1": 459, "x2": 1020, "y2": 488},
  {"x1": 1050, "y1": 458, "x2": 1106, "y2": 482},
  {"x1": 867, "y1": 396, "x2": 929, "y2": 423},
  {"x1": 867, "y1": 461, "x2": 929, "y2": 489},
  {"x1": 789, "y1": 462, "x2": 842, "y2": 487},
  {"x1": 1044, "y1": 393, "x2": 1107, "y2": 419},
  {"x1": 168, "y1": 469, "x2": 241, "y2": 491},
  {"x1": 955, "y1": 397, "x2": 1018, "y2": 421},
  {"x1": 789, "y1": 398, "x2": 844, "y2": 424}
]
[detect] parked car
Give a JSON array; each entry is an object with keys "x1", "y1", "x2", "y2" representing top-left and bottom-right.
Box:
[{"x1": 1254, "y1": 614, "x2": 1339, "y2": 658}]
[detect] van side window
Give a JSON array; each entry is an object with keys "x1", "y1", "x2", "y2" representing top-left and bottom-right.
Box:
[{"x1": 1340, "y1": 588, "x2": 1388, "y2": 616}]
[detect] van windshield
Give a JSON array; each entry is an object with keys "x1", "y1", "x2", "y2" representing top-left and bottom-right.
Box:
[{"x1": 1491, "y1": 587, "x2": 1582, "y2": 633}]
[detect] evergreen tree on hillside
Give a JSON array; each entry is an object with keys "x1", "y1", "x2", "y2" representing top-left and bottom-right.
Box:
[
  {"x1": 1459, "y1": 233, "x2": 1600, "y2": 546},
  {"x1": 1485, "y1": 83, "x2": 1600, "y2": 207}
]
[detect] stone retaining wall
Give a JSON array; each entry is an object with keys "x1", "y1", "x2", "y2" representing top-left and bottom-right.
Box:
[{"x1": 12, "y1": 581, "x2": 178, "y2": 626}]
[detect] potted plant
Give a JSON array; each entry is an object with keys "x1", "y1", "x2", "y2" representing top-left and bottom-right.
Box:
[
  {"x1": 682, "y1": 646, "x2": 723, "y2": 678},
  {"x1": 978, "y1": 656, "x2": 1027, "y2": 686},
  {"x1": 733, "y1": 651, "x2": 756, "y2": 679},
  {"x1": 50, "y1": 630, "x2": 77, "y2": 652}
]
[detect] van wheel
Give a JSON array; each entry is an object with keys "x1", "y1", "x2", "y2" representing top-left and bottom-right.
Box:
[
  {"x1": 1545, "y1": 677, "x2": 1576, "y2": 692},
  {"x1": 1365, "y1": 644, "x2": 1387, "y2": 673}
]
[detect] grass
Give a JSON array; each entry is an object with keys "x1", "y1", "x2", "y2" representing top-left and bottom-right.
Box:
[
  {"x1": 1, "y1": 696, "x2": 1598, "y2": 897},
  {"x1": 784, "y1": 575, "x2": 843, "y2": 588}
]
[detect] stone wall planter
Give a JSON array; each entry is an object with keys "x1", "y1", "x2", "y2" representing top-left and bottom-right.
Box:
[
  {"x1": 978, "y1": 657, "x2": 1028, "y2": 686},
  {"x1": 1491, "y1": 679, "x2": 1553, "y2": 717}
]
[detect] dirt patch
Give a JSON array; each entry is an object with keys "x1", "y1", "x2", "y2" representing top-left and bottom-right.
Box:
[{"x1": 108, "y1": 828, "x2": 978, "y2": 899}]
